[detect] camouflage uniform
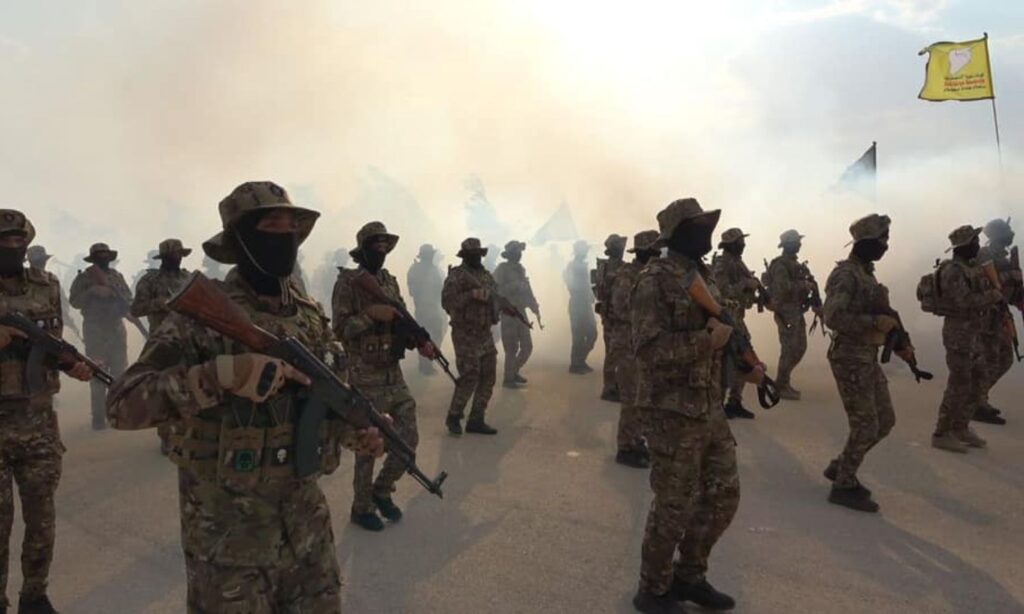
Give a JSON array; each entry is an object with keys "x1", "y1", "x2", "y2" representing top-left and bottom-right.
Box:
[
  {"x1": 107, "y1": 182, "x2": 355, "y2": 613},
  {"x1": 822, "y1": 215, "x2": 897, "y2": 489},
  {"x1": 608, "y1": 230, "x2": 658, "y2": 454},
  {"x1": 593, "y1": 234, "x2": 627, "y2": 397},
  {"x1": 333, "y1": 222, "x2": 418, "y2": 517},
  {"x1": 443, "y1": 239, "x2": 499, "y2": 425},
  {"x1": 564, "y1": 241, "x2": 597, "y2": 372},
  {"x1": 27, "y1": 246, "x2": 79, "y2": 343},
  {"x1": 406, "y1": 244, "x2": 446, "y2": 376},
  {"x1": 933, "y1": 226, "x2": 1004, "y2": 439},
  {"x1": 766, "y1": 230, "x2": 812, "y2": 393},
  {"x1": 976, "y1": 219, "x2": 1021, "y2": 415},
  {"x1": 493, "y1": 241, "x2": 539, "y2": 385},
  {"x1": 69, "y1": 243, "x2": 133, "y2": 429},
  {"x1": 633, "y1": 200, "x2": 738, "y2": 596},
  {"x1": 710, "y1": 228, "x2": 756, "y2": 406},
  {"x1": 0, "y1": 211, "x2": 66, "y2": 611}
]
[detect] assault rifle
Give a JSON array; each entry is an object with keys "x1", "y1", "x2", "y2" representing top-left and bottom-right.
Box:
[
  {"x1": 982, "y1": 260, "x2": 1023, "y2": 362},
  {"x1": 461, "y1": 272, "x2": 534, "y2": 329},
  {"x1": 684, "y1": 272, "x2": 781, "y2": 409},
  {"x1": 0, "y1": 312, "x2": 114, "y2": 391},
  {"x1": 87, "y1": 266, "x2": 149, "y2": 339},
  {"x1": 167, "y1": 273, "x2": 447, "y2": 498},
  {"x1": 877, "y1": 312, "x2": 933, "y2": 383},
  {"x1": 801, "y1": 261, "x2": 825, "y2": 336},
  {"x1": 350, "y1": 270, "x2": 458, "y2": 384}
]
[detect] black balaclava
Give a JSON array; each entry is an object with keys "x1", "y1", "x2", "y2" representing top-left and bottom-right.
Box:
[
  {"x1": 463, "y1": 253, "x2": 483, "y2": 269},
  {"x1": 782, "y1": 242, "x2": 801, "y2": 257},
  {"x1": 354, "y1": 241, "x2": 388, "y2": 275},
  {"x1": 852, "y1": 235, "x2": 889, "y2": 263},
  {"x1": 722, "y1": 239, "x2": 746, "y2": 257},
  {"x1": 93, "y1": 253, "x2": 114, "y2": 271},
  {"x1": 234, "y1": 214, "x2": 299, "y2": 296},
  {"x1": 160, "y1": 256, "x2": 182, "y2": 272},
  {"x1": 667, "y1": 220, "x2": 714, "y2": 261},
  {"x1": 506, "y1": 251, "x2": 522, "y2": 264},
  {"x1": 0, "y1": 234, "x2": 26, "y2": 276},
  {"x1": 635, "y1": 250, "x2": 658, "y2": 266},
  {"x1": 605, "y1": 245, "x2": 625, "y2": 261},
  {"x1": 953, "y1": 236, "x2": 981, "y2": 261}
]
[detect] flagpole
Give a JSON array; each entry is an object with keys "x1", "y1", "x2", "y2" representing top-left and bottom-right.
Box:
[{"x1": 982, "y1": 33, "x2": 1004, "y2": 178}]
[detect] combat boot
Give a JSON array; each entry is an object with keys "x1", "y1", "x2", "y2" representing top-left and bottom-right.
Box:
[
  {"x1": 956, "y1": 427, "x2": 987, "y2": 448},
  {"x1": 445, "y1": 416, "x2": 463, "y2": 435},
  {"x1": 972, "y1": 405, "x2": 1006, "y2": 425},
  {"x1": 601, "y1": 389, "x2": 622, "y2": 402},
  {"x1": 372, "y1": 494, "x2": 403, "y2": 522},
  {"x1": 931, "y1": 432, "x2": 967, "y2": 453},
  {"x1": 723, "y1": 400, "x2": 755, "y2": 420},
  {"x1": 17, "y1": 594, "x2": 57, "y2": 614},
  {"x1": 822, "y1": 461, "x2": 873, "y2": 497},
  {"x1": 670, "y1": 578, "x2": 736, "y2": 611},
  {"x1": 828, "y1": 484, "x2": 879, "y2": 513},
  {"x1": 350, "y1": 510, "x2": 385, "y2": 532},
  {"x1": 777, "y1": 384, "x2": 801, "y2": 401},
  {"x1": 615, "y1": 448, "x2": 650, "y2": 469},
  {"x1": 632, "y1": 590, "x2": 685, "y2": 614},
  {"x1": 502, "y1": 379, "x2": 523, "y2": 389},
  {"x1": 466, "y1": 420, "x2": 498, "y2": 435},
  {"x1": 569, "y1": 364, "x2": 593, "y2": 374},
  {"x1": 514, "y1": 373, "x2": 528, "y2": 384}
]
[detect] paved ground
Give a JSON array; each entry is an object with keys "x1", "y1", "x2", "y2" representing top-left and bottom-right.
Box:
[{"x1": 6, "y1": 333, "x2": 1024, "y2": 613}]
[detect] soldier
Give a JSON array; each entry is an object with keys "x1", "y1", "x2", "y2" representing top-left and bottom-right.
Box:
[
  {"x1": 607, "y1": 229, "x2": 659, "y2": 468},
  {"x1": 106, "y1": 181, "x2": 386, "y2": 613},
  {"x1": 765, "y1": 229, "x2": 817, "y2": 400},
  {"x1": 201, "y1": 254, "x2": 227, "y2": 281},
  {"x1": 632, "y1": 199, "x2": 744, "y2": 613},
  {"x1": 931, "y1": 225, "x2": 1005, "y2": 454},
  {"x1": 26, "y1": 246, "x2": 79, "y2": 343},
  {"x1": 443, "y1": 238, "x2": 499, "y2": 435},
  {"x1": 493, "y1": 240, "x2": 540, "y2": 388},
  {"x1": 132, "y1": 250, "x2": 160, "y2": 291},
  {"x1": 333, "y1": 222, "x2": 435, "y2": 532},
  {"x1": 593, "y1": 234, "x2": 627, "y2": 400},
  {"x1": 711, "y1": 228, "x2": 758, "y2": 420},
  {"x1": 0, "y1": 210, "x2": 94, "y2": 614},
  {"x1": 131, "y1": 239, "x2": 192, "y2": 455},
  {"x1": 313, "y1": 248, "x2": 350, "y2": 308},
  {"x1": 69, "y1": 243, "x2": 133, "y2": 430},
  {"x1": 973, "y1": 218, "x2": 1020, "y2": 425},
  {"x1": 406, "y1": 244, "x2": 446, "y2": 376},
  {"x1": 565, "y1": 240, "x2": 597, "y2": 374},
  {"x1": 821, "y1": 214, "x2": 916, "y2": 512}
]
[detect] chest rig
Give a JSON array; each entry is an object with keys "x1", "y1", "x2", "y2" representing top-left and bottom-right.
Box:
[
  {"x1": 0, "y1": 270, "x2": 62, "y2": 400},
  {"x1": 344, "y1": 269, "x2": 402, "y2": 368}
]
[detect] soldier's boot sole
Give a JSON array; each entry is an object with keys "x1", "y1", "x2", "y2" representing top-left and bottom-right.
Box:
[
  {"x1": 931, "y1": 434, "x2": 968, "y2": 453},
  {"x1": 445, "y1": 417, "x2": 463, "y2": 436},
  {"x1": 828, "y1": 486, "x2": 880, "y2": 513},
  {"x1": 632, "y1": 590, "x2": 685, "y2": 614},
  {"x1": 372, "y1": 494, "x2": 403, "y2": 522}
]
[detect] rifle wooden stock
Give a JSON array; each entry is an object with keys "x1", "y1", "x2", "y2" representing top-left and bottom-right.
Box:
[
  {"x1": 166, "y1": 273, "x2": 279, "y2": 352},
  {"x1": 982, "y1": 260, "x2": 1022, "y2": 360}
]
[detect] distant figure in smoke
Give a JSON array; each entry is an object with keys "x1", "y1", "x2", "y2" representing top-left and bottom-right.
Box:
[
  {"x1": 133, "y1": 250, "x2": 160, "y2": 291},
  {"x1": 592, "y1": 233, "x2": 627, "y2": 400},
  {"x1": 764, "y1": 229, "x2": 817, "y2": 400},
  {"x1": 27, "y1": 245, "x2": 80, "y2": 341},
  {"x1": 493, "y1": 240, "x2": 540, "y2": 388},
  {"x1": 313, "y1": 248, "x2": 350, "y2": 307},
  {"x1": 407, "y1": 244, "x2": 447, "y2": 376},
  {"x1": 291, "y1": 251, "x2": 310, "y2": 294},
  {"x1": 202, "y1": 254, "x2": 227, "y2": 281},
  {"x1": 973, "y1": 218, "x2": 1019, "y2": 426},
  {"x1": 564, "y1": 240, "x2": 597, "y2": 374},
  {"x1": 69, "y1": 243, "x2": 133, "y2": 430}
]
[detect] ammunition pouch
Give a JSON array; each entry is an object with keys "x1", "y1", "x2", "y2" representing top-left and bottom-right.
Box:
[{"x1": 359, "y1": 333, "x2": 397, "y2": 367}]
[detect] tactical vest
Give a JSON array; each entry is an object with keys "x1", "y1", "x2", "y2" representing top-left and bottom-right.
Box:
[
  {"x1": 0, "y1": 268, "x2": 62, "y2": 400},
  {"x1": 338, "y1": 268, "x2": 400, "y2": 368}
]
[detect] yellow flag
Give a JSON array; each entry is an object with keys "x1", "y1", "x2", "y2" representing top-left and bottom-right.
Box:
[{"x1": 918, "y1": 35, "x2": 995, "y2": 101}]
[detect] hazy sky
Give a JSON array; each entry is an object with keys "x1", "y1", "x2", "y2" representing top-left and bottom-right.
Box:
[{"x1": 0, "y1": 0, "x2": 1020, "y2": 287}]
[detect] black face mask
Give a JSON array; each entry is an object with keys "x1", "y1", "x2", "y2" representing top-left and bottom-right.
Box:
[
  {"x1": 954, "y1": 240, "x2": 980, "y2": 261},
  {"x1": 506, "y1": 252, "x2": 522, "y2": 264},
  {"x1": 160, "y1": 256, "x2": 182, "y2": 272},
  {"x1": 234, "y1": 226, "x2": 299, "y2": 296},
  {"x1": 0, "y1": 246, "x2": 27, "y2": 276},
  {"x1": 605, "y1": 246, "x2": 625, "y2": 260},
  {"x1": 852, "y1": 239, "x2": 888, "y2": 263},
  {"x1": 357, "y1": 248, "x2": 387, "y2": 274},
  {"x1": 463, "y1": 254, "x2": 483, "y2": 269},
  {"x1": 723, "y1": 241, "x2": 746, "y2": 257},
  {"x1": 93, "y1": 256, "x2": 114, "y2": 270},
  {"x1": 636, "y1": 250, "x2": 658, "y2": 265},
  {"x1": 667, "y1": 222, "x2": 713, "y2": 260},
  {"x1": 782, "y1": 243, "x2": 801, "y2": 256}
]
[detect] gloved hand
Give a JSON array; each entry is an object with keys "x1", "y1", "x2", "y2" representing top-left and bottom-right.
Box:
[
  {"x1": 471, "y1": 289, "x2": 490, "y2": 302},
  {"x1": 214, "y1": 353, "x2": 311, "y2": 403},
  {"x1": 418, "y1": 340, "x2": 438, "y2": 359},
  {"x1": 706, "y1": 317, "x2": 733, "y2": 350},
  {"x1": 744, "y1": 362, "x2": 766, "y2": 385},
  {"x1": 353, "y1": 425, "x2": 387, "y2": 458},
  {"x1": 0, "y1": 325, "x2": 27, "y2": 351},
  {"x1": 66, "y1": 361, "x2": 93, "y2": 382},
  {"x1": 365, "y1": 304, "x2": 402, "y2": 323}
]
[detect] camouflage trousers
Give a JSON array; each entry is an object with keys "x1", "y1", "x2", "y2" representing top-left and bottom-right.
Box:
[
  {"x1": 827, "y1": 341, "x2": 895, "y2": 488},
  {"x1": 569, "y1": 301, "x2": 597, "y2": 369},
  {"x1": 448, "y1": 331, "x2": 497, "y2": 423},
  {"x1": 725, "y1": 311, "x2": 750, "y2": 404},
  {"x1": 185, "y1": 550, "x2": 341, "y2": 614},
  {"x1": 773, "y1": 312, "x2": 807, "y2": 387},
  {"x1": 500, "y1": 315, "x2": 533, "y2": 383},
  {"x1": 84, "y1": 321, "x2": 127, "y2": 427},
  {"x1": 979, "y1": 332, "x2": 1014, "y2": 407},
  {"x1": 0, "y1": 399, "x2": 63, "y2": 608},
  {"x1": 352, "y1": 384, "x2": 418, "y2": 514},
  {"x1": 600, "y1": 316, "x2": 622, "y2": 396},
  {"x1": 639, "y1": 408, "x2": 739, "y2": 595},
  {"x1": 936, "y1": 340, "x2": 985, "y2": 435},
  {"x1": 611, "y1": 331, "x2": 643, "y2": 451}
]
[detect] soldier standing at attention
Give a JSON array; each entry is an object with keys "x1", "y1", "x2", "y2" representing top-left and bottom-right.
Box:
[
  {"x1": 973, "y1": 218, "x2": 1020, "y2": 425},
  {"x1": 931, "y1": 225, "x2": 1004, "y2": 454},
  {"x1": 443, "y1": 238, "x2": 499, "y2": 436},
  {"x1": 608, "y1": 229, "x2": 659, "y2": 468},
  {"x1": 106, "y1": 181, "x2": 385, "y2": 612},
  {"x1": 26, "y1": 246, "x2": 79, "y2": 343},
  {"x1": 406, "y1": 244, "x2": 447, "y2": 377},
  {"x1": 593, "y1": 234, "x2": 627, "y2": 400},
  {"x1": 131, "y1": 238, "x2": 193, "y2": 455},
  {"x1": 69, "y1": 242, "x2": 133, "y2": 430},
  {"x1": 710, "y1": 228, "x2": 758, "y2": 420},
  {"x1": 632, "y1": 199, "x2": 743, "y2": 613},
  {"x1": 821, "y1": 214, "x2": 918, "y2": 512},
  {"x1": 493, "y1": 240, "x2": 540, "y2": 388},
  {"x1": 765, "y1": 229, "x2": 817, "y2": 400},
  {"x1": 0, "y1": 210, "x2": 94, "y2": 614},
  {"x1": 333, "y1": 222, "x2": 436, "y2": 531},
  {"x1": 565, "y1": 240, "x2": 597, "y2": 374}
]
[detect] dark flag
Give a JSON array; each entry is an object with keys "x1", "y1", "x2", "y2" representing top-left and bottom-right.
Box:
[
  {"x1": 832, "y1": 141, "x2": 877, "y2": 201},
  {"x1": 530, "y1": 201, "x2": 579, "y2": 245}
]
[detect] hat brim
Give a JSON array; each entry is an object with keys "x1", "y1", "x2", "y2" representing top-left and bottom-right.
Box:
[
  {"x1": 204, "y1": 205, "x2": 320, "y2": 264},
  {"x1": 945, "y1": 227, "x2": 983, "y2": 252},
  {"x1": 84, "y1": 250, "x2": 118, "y2": 263},
  {"x1": 457, "y1": 247, "x2": 489, "y2": 258},
  {"x1": 655, "y1": 208, "x2": 721, "y2": 248}
]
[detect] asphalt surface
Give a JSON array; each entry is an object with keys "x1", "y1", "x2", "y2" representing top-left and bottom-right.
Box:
[{"x1": 6, "y1": 335, "x2": 1024, "y2": 613}]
